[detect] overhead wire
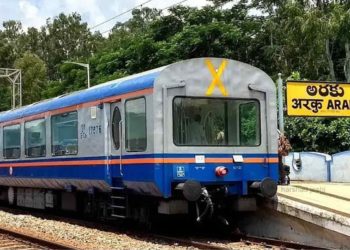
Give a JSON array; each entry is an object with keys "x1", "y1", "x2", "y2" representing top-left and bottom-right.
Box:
[
  {"x1": 90, "y1": 0, "x2": 153, "y2": 30},
  {"x1": 160, "y1": 0, "x2": 189, "y2": 11},
  {"x1": 100, "y1": 0, "x2": 190, "y2": 35},
  {"x1": 62, "y1": 0, "x2": 204, "y2": 85}
]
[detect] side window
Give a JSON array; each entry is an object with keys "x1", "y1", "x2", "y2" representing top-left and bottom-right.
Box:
[
  {"x1": 239, "y1": 102, "x2": 260, "y2": 146},
  {"x1": 25, "y1": 119, "x2": 46, "y2": 157},
  {"x1": 3, "y1": 124, "x2": 21, "y2": 159},
  {"x1": 51, "y1": 111, "x2": 78, "y2": 156},
  {"x1": 125, "y1": 98, "x2": 146, "y2": 152},
  {"x1": 112, "y1": 107, "x2": 121, "y2": 149}
]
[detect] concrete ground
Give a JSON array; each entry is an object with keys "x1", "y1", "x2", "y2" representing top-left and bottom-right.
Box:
[
  {"x1": 236, "y1": 181, "x2": 350, "y2": 249},
  {"x1": 278, "y1": 181, "x2": 350, "y2": 217}
]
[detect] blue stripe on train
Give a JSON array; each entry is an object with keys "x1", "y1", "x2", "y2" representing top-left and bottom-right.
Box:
[
  {"x1": 0, "y1": 164, "x2": 278, "y2": 182},
  {"x1": 0, "y1": 154, "x2": 279, "y2": 197},
  {"x1": 0, "y1": 165, "x2": 107, "y2": 180},
  {"x1": 0, "y1": 163, "x2": 278, "y2": 180},
  {"x1": 118, "y1": 163, "x2": 279, "y2": 183}
]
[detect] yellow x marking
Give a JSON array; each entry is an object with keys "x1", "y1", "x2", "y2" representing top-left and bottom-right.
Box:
[{"x1": 205, "y1": 59, "x2": 228, "y2": 96}]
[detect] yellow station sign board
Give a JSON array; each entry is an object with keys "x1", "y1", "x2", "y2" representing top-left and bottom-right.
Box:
[{"x1": 286, "y1": 81, "x2": 350, "y2": 117}]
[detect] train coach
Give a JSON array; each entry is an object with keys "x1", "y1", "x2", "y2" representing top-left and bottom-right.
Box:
[{"x1": 0, "y1": 58, "x2": 279, "y2": 223}]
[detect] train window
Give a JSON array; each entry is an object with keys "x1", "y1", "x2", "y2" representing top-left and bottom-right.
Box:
[
  {"x1": 25, "y1": 119, "x2": 46, "y2": 157},
  {"x1": 51, "y1": 111, "x2": 78, "y2": 156},
  {"x1": 125, "y1": 97, "x2": 146, "y2": 152},
  {"x1": 3, "y1": 124, "x2": 21, "y2": 159},
  {"x1": 112, "y1": 107, "x2": 121, "y2": 149},
  {"x1": 239, "y1": 102, "x2": 260, "y2": 146},
  {"x1": 173, "y1": 97, "x2": 261, "y2": 146}
]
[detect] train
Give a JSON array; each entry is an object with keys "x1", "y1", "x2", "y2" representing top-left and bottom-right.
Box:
[{"x1": 0, "y1": 58, "x2": 280, "y2": 223}]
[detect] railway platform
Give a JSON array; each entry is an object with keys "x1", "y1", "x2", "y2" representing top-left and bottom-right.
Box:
[
  {"x1": 272, "y1": 181, "x2": 350, "y2": 248},
  {"x1": 237, "y1": 181, "x2": 350, "y2": 249},
  {"x1": 277, "y1": 181, "x2": 350, "y2": 222}
]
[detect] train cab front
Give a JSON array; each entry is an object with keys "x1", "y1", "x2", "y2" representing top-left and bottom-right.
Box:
[
  {"x1": 171, "y1": 166, "x2": 278, "y2": 224},
  {"x1": 168, "y1": 96, "x2": 279, "y2": 223},
  {"x1": 173, "y1": 176, "x2": 277, "y2": 223},
  {"x1": 155, "y1": 58, "x2": 280, "y2": 223}
]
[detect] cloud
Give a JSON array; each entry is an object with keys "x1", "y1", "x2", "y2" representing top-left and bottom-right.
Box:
[
  {"x1": 0, "y1": 0, "x2": 211, "y2": 32},
  {"x1": 61, "y1": 0, "x2": 107, "y2": 25},
  {"x1": 18, "y1": 0, "x2": 45, "y2": 29}
]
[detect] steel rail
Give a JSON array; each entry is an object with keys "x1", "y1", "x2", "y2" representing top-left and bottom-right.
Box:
[
  {"x1": 0, "y1": 205, "x2": 329, "y2": 249},
  {"x1": 235, "y1": 233, "x2": 329, "y2": 250},
  {"x1": 0, "y1": 227, "x2": 77, "y2": 250},
  {"x1": 151, "y1": 234, "x2": 231, "y2": 250}
]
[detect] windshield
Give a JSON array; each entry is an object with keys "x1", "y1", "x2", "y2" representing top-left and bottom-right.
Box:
[{"x1": 173, "y1": 97, "x2": 260, "y2": 146}]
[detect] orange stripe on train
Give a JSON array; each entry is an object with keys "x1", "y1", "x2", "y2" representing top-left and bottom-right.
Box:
[
  {"x1": 0, "y1": 157, "x2": 279, "y2": 168},
  {"x1": 121, "y1": 157, "x2": 277, "y2": 164},
  {"x1": 0, "y1": 160, "x2": 107, "y2": 168}
]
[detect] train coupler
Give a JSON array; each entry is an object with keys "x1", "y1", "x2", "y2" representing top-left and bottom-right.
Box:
[{"x1": 196, "y1": 187, "x2": 214, "y2": 223}]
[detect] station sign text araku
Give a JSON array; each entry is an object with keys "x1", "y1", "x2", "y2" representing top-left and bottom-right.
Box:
[{"x1": 286, "y1": 80, "x2": 350, "y2": 117}]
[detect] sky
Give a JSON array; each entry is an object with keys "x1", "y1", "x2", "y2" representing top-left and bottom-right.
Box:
[{"x1": 0, "y1": 0, "x2": 212, "y2": 33}]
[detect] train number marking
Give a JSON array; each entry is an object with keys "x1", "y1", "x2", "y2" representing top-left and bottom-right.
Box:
[
  {"x1": 195, "y1": 166, "x2": 205, "y2": 170},
  {"x1": 80, "y1": 124, "x2": 101, "y2": 139},
  {"x1": 176, "y1": 166, "x2": 185, "y2": 177},
  {"x1": 88, "y1": 125, "x2": 102, "y2": 135},
  {"x1": 80, "y1": 124, "x2": 87, "y2": 139},
  {"x1": 233, "y1": 165, "x2": 242, "y2": 170},
  {"x1": 205, "y1": 59, "x2": 228, "y2": 97}
]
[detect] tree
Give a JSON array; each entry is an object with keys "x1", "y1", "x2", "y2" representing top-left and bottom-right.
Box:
[
  {"x1": 40, "y1": 13, "x2": 102, "y2": 80},
  {"x1": 14, "y1": 52, "x2": 47, "y2": 105},
  {"x1": 1, "y1": 1, "x2": 350, "y2": 153},
  {"x1": 2, "y1": 20, "x2": 24, "y2": 57}
]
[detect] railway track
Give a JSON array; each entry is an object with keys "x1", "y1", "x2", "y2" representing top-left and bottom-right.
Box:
[
  {"x1": 153, "y1": 232, "x2": 326, "y2": 250},
  {"x1": 237, "y1": 233, "x2": 327, "y2": 250},
  {"x1": 0, "y1": 233, "x2": 41, "y2": 250},
  {"x1": 152, "y1": 234, "x2": 232, "y2": 250},
  {"x1": 0, "y1": 227, "x2": 75, "y2": 250},
  {"x1": 0, "y1": 205, "x2": 326, "y2": 249}
]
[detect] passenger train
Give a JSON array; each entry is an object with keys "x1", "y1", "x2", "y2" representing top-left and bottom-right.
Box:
[{"x1": 0, "y1": 58, "x2": 279, "y2": 223}]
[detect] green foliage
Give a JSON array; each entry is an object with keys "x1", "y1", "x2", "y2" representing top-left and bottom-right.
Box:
[
  {"x1": 240, "y1": 102, "x2": 259, "y2": 145},
  {"x1": 40, "y1": 13, "x2": 102, "y2": 80},
  {"x1": 0, "y1": 82, "x2": 11, "y2": 111},
  {"x1": 285, "y1": 117, "x2": 350, "y2": 154},
  {"x1": 1, "y1": 2, "x2": 350, "y2": 153},
  {"x1": 14, "y1": 52, "x2": 47, "y2": 105}
]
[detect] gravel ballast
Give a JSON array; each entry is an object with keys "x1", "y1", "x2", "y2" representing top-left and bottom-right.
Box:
[{"x1": 0, "y1": 208, "x2": 265, "y2": 249}]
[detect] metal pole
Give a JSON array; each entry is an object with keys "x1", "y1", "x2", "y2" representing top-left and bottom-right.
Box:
[
  {"x1": 0, "y1": 68, "x2": 22, "y2": 109},
  {"x1": 277, "y1": 73, "x2": 284, "y2": 133},
  {"x1": 87, "y1": 64, "x2": 90, "y2": 88},
  {"x1": 63, "y1": 62, "x2": 90, "y2": 89},
  {"x1": 19, "y1": 70, "x2": 22, "y2": 107},
  {"x1": 12, "y1": 77, "x2": 15, "y2": 110}
]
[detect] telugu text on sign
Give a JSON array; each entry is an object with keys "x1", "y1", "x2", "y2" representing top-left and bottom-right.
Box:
[{"x1": 286, "y1": 81, "x2": 350, "y2": 117}]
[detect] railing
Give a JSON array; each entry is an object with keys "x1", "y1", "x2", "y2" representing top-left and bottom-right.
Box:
[{"x1": 284, "y1": 151, "x2": 350, "y2": 182}]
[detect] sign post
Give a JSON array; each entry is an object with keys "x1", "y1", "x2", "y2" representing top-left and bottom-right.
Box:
[
  {"x1": 286, "y1": 81, "x2": 350, "y2": 117},
  {"x1": 277, "y1": 73, "x2": 284, "y2": 133}
]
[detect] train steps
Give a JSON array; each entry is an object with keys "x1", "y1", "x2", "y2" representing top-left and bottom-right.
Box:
[{"x1": 110, "y1": 186, "x2": 128, "y2": 219}]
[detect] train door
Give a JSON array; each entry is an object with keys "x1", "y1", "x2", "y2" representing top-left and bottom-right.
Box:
[{"x1": 110, "y1": 102, "x2": 123, "y2": 177}]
